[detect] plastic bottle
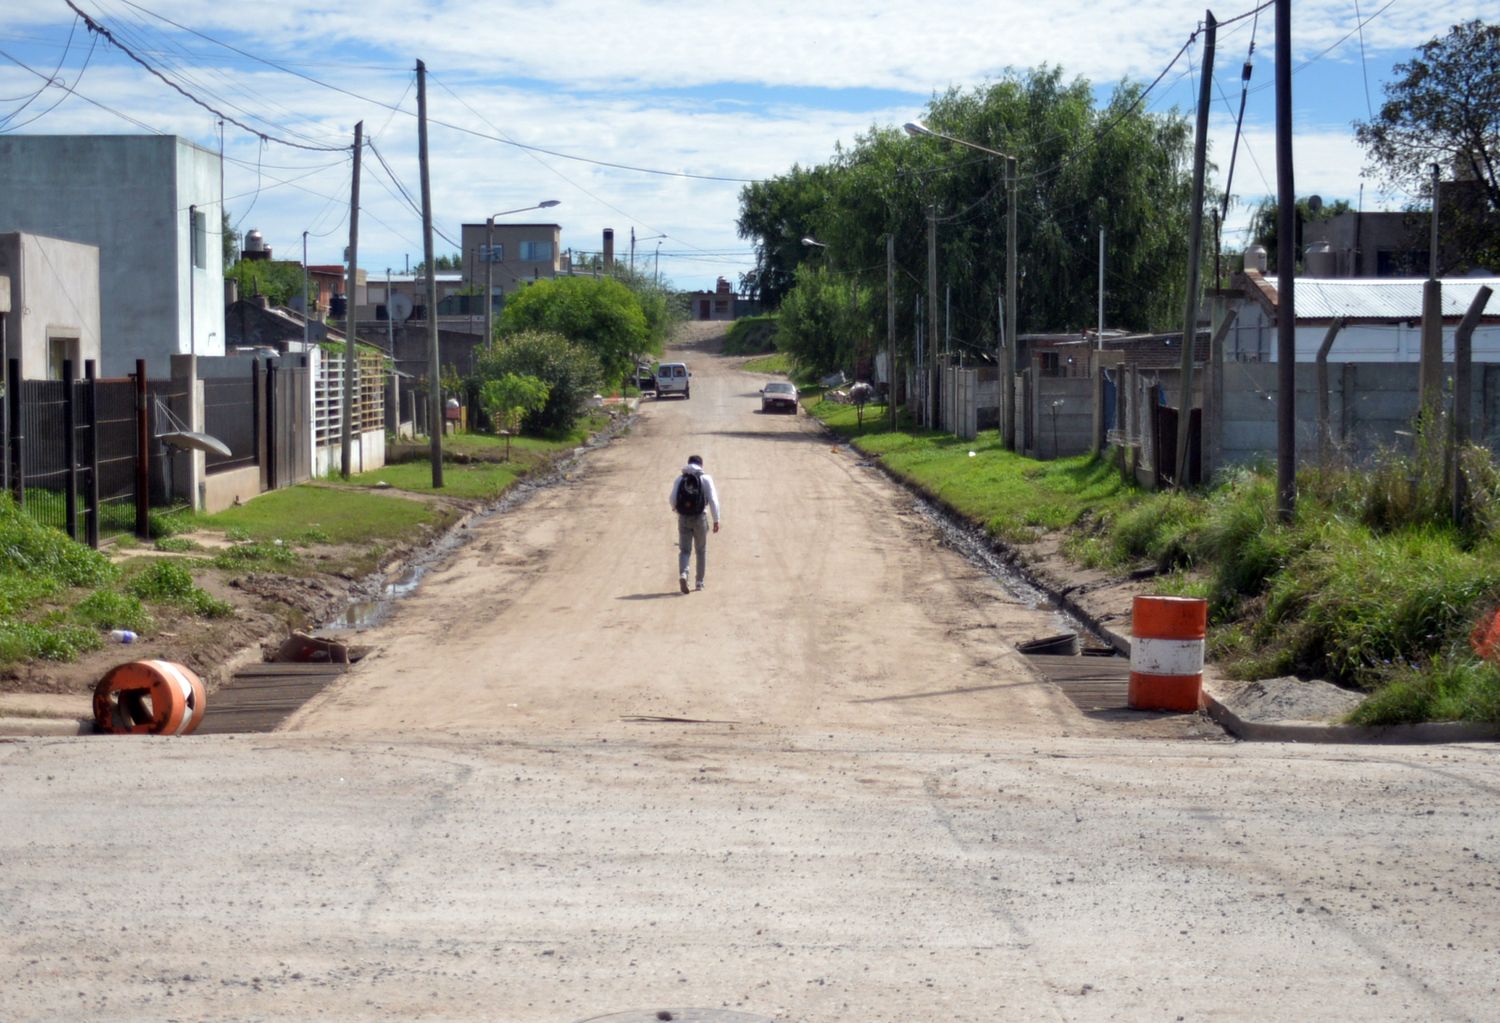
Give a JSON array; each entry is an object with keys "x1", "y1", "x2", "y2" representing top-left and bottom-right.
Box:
[{"x1": 109, "y1": 629, "x2": 137, "y2": 644}]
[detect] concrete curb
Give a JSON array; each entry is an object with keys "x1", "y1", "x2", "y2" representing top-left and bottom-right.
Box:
[
  {"x1": 833, "y1": 433, "x2": 1499, "y2": 746},
  {"x1": 0, "y1": 716, "x2": 92, "y2": 737}
]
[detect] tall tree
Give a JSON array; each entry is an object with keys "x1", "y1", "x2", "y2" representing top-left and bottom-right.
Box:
[
  {"x1": 735, "y1": 164, "x2": 834, "y2": 308},
  {"x1": 737, "y1": 66, "x2": 1198, "y2": 374},
  {"x1": 497, "y1": 275, "x2": 650, "y2": 385},
  {"x1": 1354, "y1": 19, "x2": 1500, "y2": 271}
]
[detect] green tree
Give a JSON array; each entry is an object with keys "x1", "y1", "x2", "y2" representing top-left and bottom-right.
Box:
[
  {"x1": 1354, "y1": 19, "x2": 1500, "y2": 272},
  {"x1": 413, "y1": 252, "x2": 463, "y2": 274},
  {"x1": 737, "y1": 66, "x2": 1197, "y2": 372},
  {"x1": 479, "y1": 373, "x2": 550, "y2": 459},
  {"x1": 736, "y1": 164, "x2": 835, "y2": 308},
  {"x1": 775, "y1": 265, "x2": 873, "y2": 375},
  {"x1": 474, "y1": 330, "x2": 602, "y2": 434},
  {"x1": 222, "y1": 212, "x2": 239, "y2": 267},
  {"x1": 498, "y1": 275, "x2": 650, "y2": 385},
  {"x1": 226, "y1": 259, "x2": 308, "y2": 307}
]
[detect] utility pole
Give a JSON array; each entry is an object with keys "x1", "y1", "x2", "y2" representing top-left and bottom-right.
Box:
[
  {"x1": 1419, "y1": 162, "x2": 1443, "y2": 417},
  {"x1": 302, "y1": 231, "x2": 309, "y2": 348},
  {"x1": 927, "y1": 205, "x2": 938, "y2": 428},
  {"x1": 417, "y1": 60, "x2": 443, "y2": 488},
  {"x1": 341, "y1": 120, "x2": 362, "y2": 480},
  {"x1": 484, "y1": 216, "x2": 496, "y2": 349},
  {"x1": 886, "y1": 232, "x2": 896, "y2": 429},
  {"x1": 629, "y1": 227, "x2": 636, "y2": 275},
  {"x1": 1174, "y1": 11, "x2": 1215, "y2": 489},
  {"x1": 1274, "y1": 0, "x2": 1296, "y2": 522},
  {"x1": 1097, "y1": 227, "x2": 1105, "y2": 350},
  {"x1": 1003, "y1": 156, "x2": 1017, "y2": 450},
  {"x1": 1452, "y1": 286, "x2": 1493, "y2": 525}
]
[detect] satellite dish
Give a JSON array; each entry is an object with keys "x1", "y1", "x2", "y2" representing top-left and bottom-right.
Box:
[
  {"x1": 160, "y1": 431, "x2": 233, "y2": 458},
  {"x1": 389, "y1": 293, "x2": 414, "y2": 322}
]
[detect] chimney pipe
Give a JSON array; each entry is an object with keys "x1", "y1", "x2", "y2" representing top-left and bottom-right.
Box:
[{"x1": 603, "y1": 228, "x2": 614, "y2": 270}]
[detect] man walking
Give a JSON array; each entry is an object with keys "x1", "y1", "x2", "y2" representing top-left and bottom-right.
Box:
[{"x1": 668, "y1": 454, "x2": 721, "y2": 593}]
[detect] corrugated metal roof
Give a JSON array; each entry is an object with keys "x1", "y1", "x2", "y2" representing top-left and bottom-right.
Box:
[{"x1": 1262, "y1": 276, "x2": 1500, "y2": 320}]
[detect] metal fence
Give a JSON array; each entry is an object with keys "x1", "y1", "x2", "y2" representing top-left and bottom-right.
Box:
[
  {"x1": 202, "y1": 367, "x2": 259, "y2": 474},
  {"x1": 5, "y1": 359, "x2": 143, "y2": 546}
]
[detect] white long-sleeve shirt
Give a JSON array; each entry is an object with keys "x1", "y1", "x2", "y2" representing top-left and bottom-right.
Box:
[{"x1": 668, "y1": 464, "x2": 721, "y2": 524}]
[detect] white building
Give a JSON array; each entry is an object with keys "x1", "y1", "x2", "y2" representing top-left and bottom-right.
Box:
[
  {"x1": 0, "y1": 232, "x2": 101, "y2": 379},
  {"x1": 0, "y1": 135, "x2": 224, "y2": 378},
  {"x1": 1227, "y1": 271, "x2": 1500, "y2": 363}
]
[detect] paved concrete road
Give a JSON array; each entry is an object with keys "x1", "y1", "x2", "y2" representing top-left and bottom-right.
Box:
[{"x1": 2, "y1": 331, "x2": 1497, "y2": 1021}]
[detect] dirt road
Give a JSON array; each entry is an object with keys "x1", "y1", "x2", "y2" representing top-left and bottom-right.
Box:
[
  {"x1": 3, "y1": 328, "x2": 1498, "y2": 1022},
  {"x1": 288, "y1": 327, "x2": 1189, "y2": 741}
]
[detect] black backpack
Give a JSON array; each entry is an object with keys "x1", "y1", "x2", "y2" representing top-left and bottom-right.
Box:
[{"x1": 675, "y1": 472, "x2": 705, "y2": 515}]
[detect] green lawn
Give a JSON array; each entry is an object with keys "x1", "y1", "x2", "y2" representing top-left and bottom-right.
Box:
[
  {"x1": 347, "y1": 460, "x2": 529, "y2": 502},
  {"x1": 198, "y1": 484, "x2": 445, "y2": 545}
]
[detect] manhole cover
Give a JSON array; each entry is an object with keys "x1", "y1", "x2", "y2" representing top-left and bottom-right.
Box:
[{"x1": 575, "y1": 1011, "x2": 775, "y2": 1023}]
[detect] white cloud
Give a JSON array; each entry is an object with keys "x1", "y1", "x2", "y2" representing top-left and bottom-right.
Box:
[{"x1": 3, "y1": 0, "x2": 1494, "y2": 287}]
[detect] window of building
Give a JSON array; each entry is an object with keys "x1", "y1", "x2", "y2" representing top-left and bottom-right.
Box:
[
  {"x1": 190, "y1": 209, "x2": 208, "y2": 269},
  {"x1": 519, "y1": 240, "x2": 552, "y2": 262}
]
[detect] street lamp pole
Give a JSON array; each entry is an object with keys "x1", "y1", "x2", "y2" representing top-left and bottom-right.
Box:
[
  {"x1": 904, "y1": 121, "x2": 1019, "y2": 448},
  {"x1": 484, "y1": 200, "x2": 561, "y2": 350}
]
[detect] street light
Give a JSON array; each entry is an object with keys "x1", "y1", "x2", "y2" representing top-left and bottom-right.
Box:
[
  {"x1": 904, "y1": 120, "x2": 1019, "y2": 449},
  {"x1": 630, "y1": 228, "x2": 667, "y2": 275},
  {"x1": 485, "y1": 200, "x2": 561, "y2": 348}
]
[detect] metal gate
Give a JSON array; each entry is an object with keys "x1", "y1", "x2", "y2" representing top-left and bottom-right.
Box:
[{"x1": 5, "y1": 358, "x2": 143, "y2": 546}]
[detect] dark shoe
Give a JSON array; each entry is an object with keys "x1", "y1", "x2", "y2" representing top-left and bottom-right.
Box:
[
  {"x1": 680, "y1": 574, "x2": 690, "y2": 594},
  {"x1": 695, "y1": 581, "x2": 705, "y2": 592}
]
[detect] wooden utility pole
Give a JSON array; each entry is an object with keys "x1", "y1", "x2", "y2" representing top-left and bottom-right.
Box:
[
  {"x1": 886, "y1": 231, "x2": 897, "y2": 429},
  {"x1": 927, "y1": 205, "x2": 938, "y2": 428},
  {"x1": 417, "y1": 60, "x2": 443, "y2": 488},
  {"x1": 341, "y1": 120, "x2": 362, "y2": 480},
  {"x1": 1003, "y1": 156, "x2": 1018, "y2": 451},
  {"x1": 1418, "y1": 163, "x2": 1444, "y2": 417},
  {"x1": 1274, "y1": 0, "x2": 1296, "y2": 522},
  {"x1": 1174, "y1": 10, "x2": 1216, "y2": 489}
]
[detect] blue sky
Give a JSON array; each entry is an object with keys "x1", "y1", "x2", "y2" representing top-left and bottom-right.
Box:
[{"x1": 1, "y1": 0, "x2": 1493, "y2": 293}]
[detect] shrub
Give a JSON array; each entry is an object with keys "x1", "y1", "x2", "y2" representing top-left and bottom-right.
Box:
[
  {"x1": 0, "y1": 621, "x2": 101, "y2": 662},
  {"x1": 125, "y1": 560, "x2": 233, "y2": 618},
  {"x1": 1255, "y1": 521, "x2": 1500, "y2": 687},
  {"x1": 1349, "y1": 656, "x2": 1500, "y2": 725},
  {"x1": 476, "y1": 330, "x2": 603, "y2": 434},
  {"x1": 73, "y1": 590, "x2": 152, "y2": 633},
  {"x1": 0, "y1": 496, "x2": 117, "y2": 588}
]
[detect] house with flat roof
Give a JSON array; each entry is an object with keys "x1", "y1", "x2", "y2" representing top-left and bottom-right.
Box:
[
  {"x1": 0, "y1": 135, "x2": 224, "y2": 378},
  {"x1": 0, "y1": 232, "x2": 101, "y2": 379}
]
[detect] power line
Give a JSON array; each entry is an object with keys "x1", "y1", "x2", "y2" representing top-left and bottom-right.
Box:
[
  {"x1": 102, "y1": 0, "x2": 758, "y2": 183},
  {"x1": 64, "y1": 0, "x2": 349, "y2": 152}
]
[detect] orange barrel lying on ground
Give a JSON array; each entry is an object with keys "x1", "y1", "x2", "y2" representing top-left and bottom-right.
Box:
[
  {"x1": 93, "y1": 660, "x2": 207, "y2": 736},
  {"x1": 1127, "y1": 596, "x2": 1208, "y2": 712}
]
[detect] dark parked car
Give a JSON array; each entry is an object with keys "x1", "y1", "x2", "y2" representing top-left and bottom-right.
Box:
[{"x1": 760, "y1": 381, "x2": 799, "y2": 414}]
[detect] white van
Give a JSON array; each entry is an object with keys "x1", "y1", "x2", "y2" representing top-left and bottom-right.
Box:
[{"x1": 655, "y1": 362, "x2": 691, "y2": 399}]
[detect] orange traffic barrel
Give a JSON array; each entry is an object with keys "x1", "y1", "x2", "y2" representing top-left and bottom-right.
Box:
[
  {"x1": 1128, "y1": 596, "x2": 1208, "y2": 712},
  {"x1": 93, "y1": 660, "x2": 207, "y2": 736}
]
